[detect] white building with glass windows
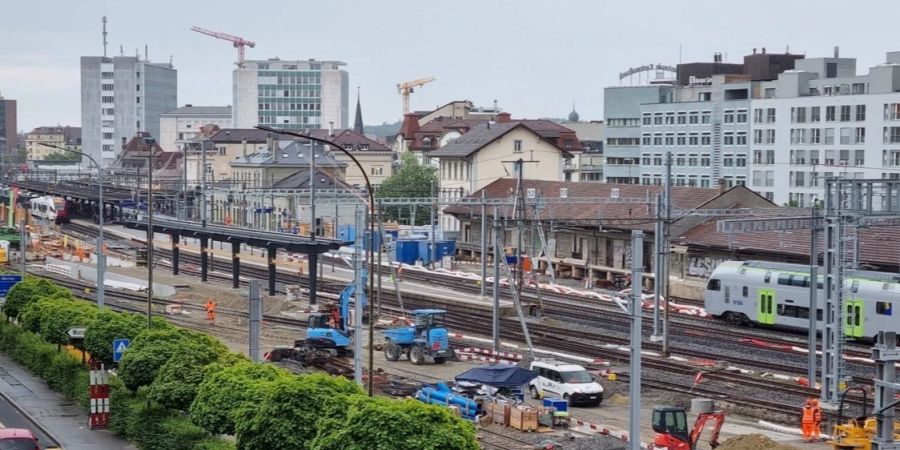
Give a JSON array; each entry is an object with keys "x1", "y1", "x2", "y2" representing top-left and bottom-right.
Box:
[
  {"x1": 638, "y1": 76, "x2": 751, "y2": 188},
  {"x1": 748, "y1": 51, "x2": 900, "y2": 206},
  {"x1": 233, "y1": 58, "x2": 349, "y2": 130}
]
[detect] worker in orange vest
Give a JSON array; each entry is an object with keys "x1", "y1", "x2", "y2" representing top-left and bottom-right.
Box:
[
  {"x1": 801, "y1": 398, "x2": 816, "y2": 441},
  {"x1": 810, "y1": 398, "x2": 822, "y2": 441},
  {"x1": 205, "y1": 299, "x2": 217, "y2": 322}
]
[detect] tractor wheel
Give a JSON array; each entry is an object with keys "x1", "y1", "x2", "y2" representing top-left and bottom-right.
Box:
[
  {"x1": 409, "y1": 345, "x2": 425, "y2": 365},
  {"x1": 384, "y1": 342, "x2": 400, "y2": 362},
  {"x1": 446, "y1": 348, "x2": 458, "y2": 362}
]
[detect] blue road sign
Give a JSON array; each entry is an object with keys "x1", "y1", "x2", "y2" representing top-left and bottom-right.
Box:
[
  {"x1": 0, "y1": 275, "x2": 23, "y2": 297},
  {"x1": 112, "y1": 338, "x2": 131, "y2": 362}
]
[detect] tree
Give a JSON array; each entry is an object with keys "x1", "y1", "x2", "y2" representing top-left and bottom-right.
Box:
[
  {"x1": 234, "y1": 374, "x2": 362, "y2": 450},
  {"x1": 376, "y1": 152, "x2": 438, "y2": 225},
  {"x1": 190, "y1": 361, "x2": 287, "y2": 435},
  {"x1": 38, "y1": 298, "x2": 96, "y2": 345},
  {"x1": 311, "y1": 396, "x2": 479, "y2": 450},
  {"x1": 84, "y1": 309, "x2": 147, "y2": 365},
  {"x1": 2, "y1": 277, "x2": 69, "y2": 319},
  {"x1": 43, "y1": 151, "x2": 81, "y2": 162}
]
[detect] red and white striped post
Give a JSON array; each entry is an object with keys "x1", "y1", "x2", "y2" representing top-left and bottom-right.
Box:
[{"x1": 88, "y1": 358, "x2": 109, "y2": 429}]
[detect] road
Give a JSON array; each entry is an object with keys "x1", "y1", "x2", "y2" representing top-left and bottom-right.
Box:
[{"x1": 0, "y1": 392, "x2": 59, "y2": 449}]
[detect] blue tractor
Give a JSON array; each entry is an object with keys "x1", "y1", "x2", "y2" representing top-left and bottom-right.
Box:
[
  {"x1": 383, "y1": 309, "x2": 454, "y2": 365},
  {"x1": 270, "y1": 274, "x2": 366, "y2": 363}
]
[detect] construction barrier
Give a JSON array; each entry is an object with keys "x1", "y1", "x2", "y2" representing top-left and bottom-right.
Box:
[{"x1": 88, "y1": 358, "x2": 109, "y2": 429}]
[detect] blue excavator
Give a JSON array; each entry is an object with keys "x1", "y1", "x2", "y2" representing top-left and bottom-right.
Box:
[{"x1": 269, "y1": 272, "x2": 367, "y2": 363}]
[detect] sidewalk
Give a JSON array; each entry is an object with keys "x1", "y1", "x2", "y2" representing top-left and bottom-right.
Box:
[{"x1": 0, "y1": 352, "x2": 135, "y2": 450}]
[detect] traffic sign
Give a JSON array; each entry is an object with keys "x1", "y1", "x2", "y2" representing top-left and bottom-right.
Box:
[
  {"x1": 0, "y1": 274, "x2": 23, "y2": 297},
  {"x1": 67, "y1": 327, "x2": 86, "y2": 339},
  {"x1": 112, "y1": 338, "x2": 131, "y2": 362}
]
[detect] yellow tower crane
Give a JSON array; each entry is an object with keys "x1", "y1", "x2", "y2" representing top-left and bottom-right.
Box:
[{"x1": 397, "y1": 77, "x2": 436, "y2": 115}]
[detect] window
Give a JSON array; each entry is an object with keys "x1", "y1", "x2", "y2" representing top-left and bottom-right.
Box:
[
  {"x1": 701, "y1": 156, "x2": 710, "y2": 167},
  {"x1": 689, "y1": 112, "x2": 699, "y2": 124},
  {"x1": 753, "y1": 108, "x2": 764, "y2": 124},
  {"x1": 642, "y1": 113, "x2": 652, "y2": 125},
  {"x1": 654, "y1": 113, "x2": 663, "y2": 125},
  {"x1": 676, "y1": 154, "x2": 685, "y2": 166},
  {"x1": 885, "y1": 103, "x2": 900, "y2": 120},
  {"x1": 825, "y1": 150, "x2": 835, "y2": 165},
  {"x1": 766, "y1": 108, "x2": 776, "y2": 123},
  {"x1": 855, "y1": 127, "x2": 866, "y2": 144},
  {"x1": 810, "y1": 150, "x2": 820, "y2": 165},
  {"x1": 824, "y1": 128, "x2": 835, "y2": 145},
  {"x1": 514, "y1": 140, "x2": 522, "y2": 152},
  {"x1": 840, "y1": 105, "x2": 851, "y2": 122},
  {"x1": 753, "y1": 170, "x2": 763, "y2": 186},
  {"x1": 885, "y1": 150, "x2": 900, "y2": 167},
  {"x1": 810, "y1": 128, "x2": 821, "y2": 144},
  {"x1": 371, "y1": 166, "x2": 384, "y2": 176},
  {"x1": 826, "y1": 106, "x2": 836, "y2": 122},
  {"x1": 701, "y1": 111, "x2": 711, "y2": 124},
  {"x1": 689, "y1": 133, "x2": 699, "y2": 146},
  {"x1": 676, "y1": 134, "x2": 686, "y2": 146},
  {"x1": 736, "y1": 132, "x2": 747, "y2": 146},
  {"x1": 840, "y1": 149, "x2": 850, "y2": 165},
  {"x1": 876, "y1": 302, "x2": 893, "y2": 316},
  {"x1": 642, "y1": 134, "x2": 651, "y2": 146},
  {"x1": 653, "y1": 134, "x2": 663, "y2": 146},
  {"x1": 653, "y1": 154, "x2": 663, "y2": 166},
  {"x1": 707, "y1": 279, "x2": 720, "y2": 291},
  {"x1": 736, "y1": 109, "x2": 748, "y2": 123},
  {"x1": 665, "y1": 133, "x2": 674, "y2": 146},
  {"x1": 885, "y1": 127, "x2": 900, "y2": 144},
  {"x1": 736, "y1": 153, "x2": 747, "y2": 167},
  {"x1": 753, "y1": 129, "x2": 763, "y2": 144},
  {"x1": 723, "y1": 154, "x2": 734, "y2": 167},
  {"x1": 810, "y1": 106, "x2": 821, "y2": 122},
  {"x1": 665, "y1": 112, "x2": 675, "y2": 125},
  {"x1": 102, "y1": 83, "x2": 113, "y2": 91},
  {"x1": 677, "y1": 112, "x2": 687, "y2": 125},
  {"x1": 765, "y1": 129, "x2": 776, "y2": 144},
  {"x1": 791, "y1": 107, "x2": 806, "y2": 123},
  {"x1": 855, "y1": 150, "x2": 865, "y2": 166},
  {"x1": 700, "y1": 177, "x2": 710, "y2": 187},
  {"x1": 701, "y1": 133, "x2": 711, "y2": 145},
  {"x1": 642, "y1": 155, "x2": 651, "y2": 165},
  {"x1": 724, "y1": 110, "x2": 735, "y2": 123},
  {"x1": 856, "y1": 105, "x2": 866, "y2": 121},
  {"x1": 688, "y1": 154, "x2": 698, "y2": 166},
  {"x1": 723, "y1": 132, "x2": 734, "y2": 146},
  {"x1": 753, "y1": 150, "x2": 764, "y2": 164}
]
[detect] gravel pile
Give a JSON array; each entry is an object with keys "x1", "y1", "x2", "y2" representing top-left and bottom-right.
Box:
[{"x1": 716, "y1": 433, "x2": 799, "y2": 450}]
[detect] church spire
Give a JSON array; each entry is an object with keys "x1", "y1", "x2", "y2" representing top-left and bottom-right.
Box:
[{"x1": 353, "y1": 86, "x2": 365, "y2": 135}]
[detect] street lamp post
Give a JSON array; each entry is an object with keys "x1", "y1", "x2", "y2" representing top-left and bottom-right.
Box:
[
  {"x1": 39, "y1": 143, "x2": 105, "y2": 308},
  {"x1": 255, "y1": 125, "x2": 378, "y2": 396}
]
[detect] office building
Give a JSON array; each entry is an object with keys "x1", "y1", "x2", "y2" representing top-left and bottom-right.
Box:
[
  {"x1": 159, "y1": 105, "x2": 232, "y2": 151},
  {"x1": 0, "y1": 94, "x2": 17, "y2": 157},
  {"x1": 232, "y1": 58, "x2": 349, "y2": 130},
  {"x1": 81, "y1": 55, "x2": 177, "y2": 166},
  {"x1": 749, "y1": 49, "x2": 900, "y2": 206}
]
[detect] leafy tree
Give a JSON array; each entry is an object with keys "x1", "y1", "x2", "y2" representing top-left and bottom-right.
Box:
[
  {"x1": 2, "y1": 277, "x2": 69, "y2": 319},
  {"x1": 18, "y1": 295, "x2": 75, "y2": 334},
  {"x1": 42, "y1": 151, "x2": 81, "y2": 162},
  {"x1": 117, "y1": 328, "x2": 187, "y2": 391},
  {"x1": 38, "y1": 298, "x2": 96, "y2": 345},
  {"x1": 235, "y1": 373, "x2": 362, "y2": 450},
  {"x1": 376, "y1": 152, "x2": 437, "y2": 225},
  {"x1": 311, "y1": 396, "x2": 479, "y2": 450},
  {"x1": 148, "y1": 340, "x2": 230, "y2": 410},
  {"x1": 190, "y1": 361, "x2": 287, "y2": 435},
  {"x1": 363, "y1": 120, "x2": 401, "y2": 138},
  {"x1": 84, "y1": 309, "x2": 147, "y2": 365}
]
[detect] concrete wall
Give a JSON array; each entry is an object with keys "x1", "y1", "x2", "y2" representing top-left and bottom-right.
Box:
[
  {"x1": 80, "y1": 57, "x2": 103, "y2": 166},
  {"x1": 232, "y1": 69, "x2": 258, "y2": 128},
  {"x1": 321, "y1": 69, "x2": 349, "y2": 129}
]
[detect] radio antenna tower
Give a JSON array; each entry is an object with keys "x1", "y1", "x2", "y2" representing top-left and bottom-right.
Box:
[{"x1": 102, "y1": 16, "x2": 108, "y2": 57}]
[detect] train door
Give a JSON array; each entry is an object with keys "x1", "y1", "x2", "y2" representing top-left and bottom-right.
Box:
[
  {"x1": 844, "y1": 299, "x2": 864, "y2": 338},
  {"x1": 757, "y1": 288, "x2": 775, "y2": 325}
]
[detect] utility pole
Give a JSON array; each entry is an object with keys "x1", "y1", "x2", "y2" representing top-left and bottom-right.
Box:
[
  {"x1": 201, "y1": 139, "x2": 207, "y2": 227},
  {"x1": 147, "y1": 153, "x2": 154, "y2": 327},
  {"x1": 19, "y1": 218, "x2": 25, "y2": 276},
  {"x1": 808, "y1": 205, "x2": 819, "y2": 386},
  {"x1": 430, "y1": 179, "x2": 436, "y2": 268},
  {"x1": 353, "y1": 205, "x2": 364, "y2": 385},
  {"x1": 480, "y1": 190, "x2": 487, "y2": 296},
  {"x1": 248, "y1": 280, "x2": 261, "y2": 362},
  {"x1": 504, "y1": 158, "x2": 538, "y2": 301},
  {"x1": 662, "y1": 152, "x2": 672, "y2": 358},
  {"x1": 651, "y1": 193, "x2": 663, "y2": 342},
  {"x1": 309, "y1": 141, "x2": 317, "y2": 243},
  {"x1": 492, "y1": 206, "x2": 501, "y2": 352},
  {"x1": 629, "y1": 230, "x2": 644, "y2": 450}
]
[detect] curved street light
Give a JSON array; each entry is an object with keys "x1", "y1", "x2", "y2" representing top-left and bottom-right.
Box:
[
  {"x1": 37, "y1": 143, "x2": 106, "y2": 309},
  {"x1": 255, "y1": 125, "x2": 378, "y2": 396}
]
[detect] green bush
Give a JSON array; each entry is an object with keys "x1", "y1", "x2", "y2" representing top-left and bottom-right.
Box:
[
  {"x1": 2, "y1": 277, "x2": 69, "y2": 319},
  {"x1": 235, "y1": 374, "x2": 363, "y2": 450},
  {"x1": 117, "y1": 328, "x2": 187, "y2": 391},
  {"x1": 39, "y1": 298, "x2": 97, "y2": 345},
  {"x1": 84, "y1": 309, "x2": 146, "y2": 365},
  {"x1": 190, "y1": 361, "x2": 288, "y2": 435},
  {"x1": 311, "y1": 396, "x2": 479, "y2": 450}
]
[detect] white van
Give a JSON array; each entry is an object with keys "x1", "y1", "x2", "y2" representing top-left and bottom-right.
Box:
[{"x1": 529, "y1": 360, "x2": 603, "y2": 406}]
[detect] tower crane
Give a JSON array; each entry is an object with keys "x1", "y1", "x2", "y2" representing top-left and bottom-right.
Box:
[
  {"x1": 397, "y1": 76, "x2": 436, "y2": 115},
  {"x1": 190, "y1": 26, "x2": 256, "y2": 64}
]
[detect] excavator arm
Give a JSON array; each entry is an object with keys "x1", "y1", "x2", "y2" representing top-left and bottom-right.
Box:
[{"x1": 690, "y1": 411, "x2": 726, "y2": 449}]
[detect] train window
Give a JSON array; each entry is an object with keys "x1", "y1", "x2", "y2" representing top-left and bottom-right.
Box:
[
  {"x1": 778, "y1": 274, "x2": 792, "y2": 286},
  {"x1": 778, "y1": 304, "x2": 810, "y2": 319},
  {"x1": 724, "y1": 287, "x2": 731, "y2": 303},
  {"x1": 851, "y1": 281, "x2": 859, "y2": 293},
  {"x1": 877, "y1": 302, "x2": 893, "y2": 316},
  {"x1": 764, "y1": 272, "x2": 772, "y2": 283},
  {"x1": 742, "y1": 286, "x2": 748, "y2": 297},
  {"x1": 791, "y1": 276, "x2": 809, "y2": 288},
  {"x1": 707, "y1": 279, "x2": 721, "y2": 291}
]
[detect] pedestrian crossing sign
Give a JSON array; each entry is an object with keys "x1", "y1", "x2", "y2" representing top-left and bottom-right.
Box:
[{"x1": 113, "y1": 338, "x2": 131, "y2": 362}]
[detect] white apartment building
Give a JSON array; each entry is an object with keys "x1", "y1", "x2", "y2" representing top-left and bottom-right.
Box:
[
  {"x1": 81, "y1": 55, "x2": 177, "y2": 166},
  {"x1": 233, "y1": 59, "x2": 349, "y2": 130},
  {"x1": 749, "y1": 51, "x2": 900, "y2": 206},
  {"x1": 159, "y1": 105, "x2": 232, "y2": 151}
]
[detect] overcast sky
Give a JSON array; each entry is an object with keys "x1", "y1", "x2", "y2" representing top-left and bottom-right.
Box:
[{"x1": 1, "y1": 0, "x2": 895, "y2": 132}]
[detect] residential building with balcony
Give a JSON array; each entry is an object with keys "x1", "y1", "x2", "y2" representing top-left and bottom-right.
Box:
[{"x1": 748, "y1": 49, "x2": 900, "y2": 206}]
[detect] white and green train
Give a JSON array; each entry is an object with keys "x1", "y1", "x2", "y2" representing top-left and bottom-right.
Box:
[{"x1": 704, "y1": 260, "x2": 900, "y2": 341}]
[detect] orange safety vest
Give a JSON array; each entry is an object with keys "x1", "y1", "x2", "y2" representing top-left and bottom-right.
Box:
[
  {"x1": 812, "y1": 407, "x2": 822, "y2": 423},
  {"x1": 206, "y1": 301, "x2": 216, "y2": 312},
  {"x1": 802, "y1": 405, "x2": 815, "y2": 424}
]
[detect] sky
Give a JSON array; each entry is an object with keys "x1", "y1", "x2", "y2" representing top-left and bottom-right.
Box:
[{"x1": 0, "y1": 0, "x2": 896, "y2": 133}]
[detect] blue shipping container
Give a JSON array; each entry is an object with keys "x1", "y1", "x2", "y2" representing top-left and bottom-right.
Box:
[
  {"x1": 338, "y1": 224, "x2": 355, "y2": 242},
  {"x1": 434, "y1": 240, "x2": 456, "y2": 260},
  {"x1": 395, "y1": 240, "x2": 421, "y2": 265}
]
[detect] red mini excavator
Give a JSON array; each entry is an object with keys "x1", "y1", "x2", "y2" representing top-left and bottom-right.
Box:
[{"x1": 652, "y1": 405, "x2": 725, "y2": 450}]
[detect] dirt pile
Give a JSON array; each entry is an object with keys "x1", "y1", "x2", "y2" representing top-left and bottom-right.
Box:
[{"x1": 717, "y1": 434, "x2": 799, "y2": 450}]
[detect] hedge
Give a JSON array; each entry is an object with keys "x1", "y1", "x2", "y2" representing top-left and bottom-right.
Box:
[{"x1": 0, "y1": 277, "x2": 478, "y2": 450}]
